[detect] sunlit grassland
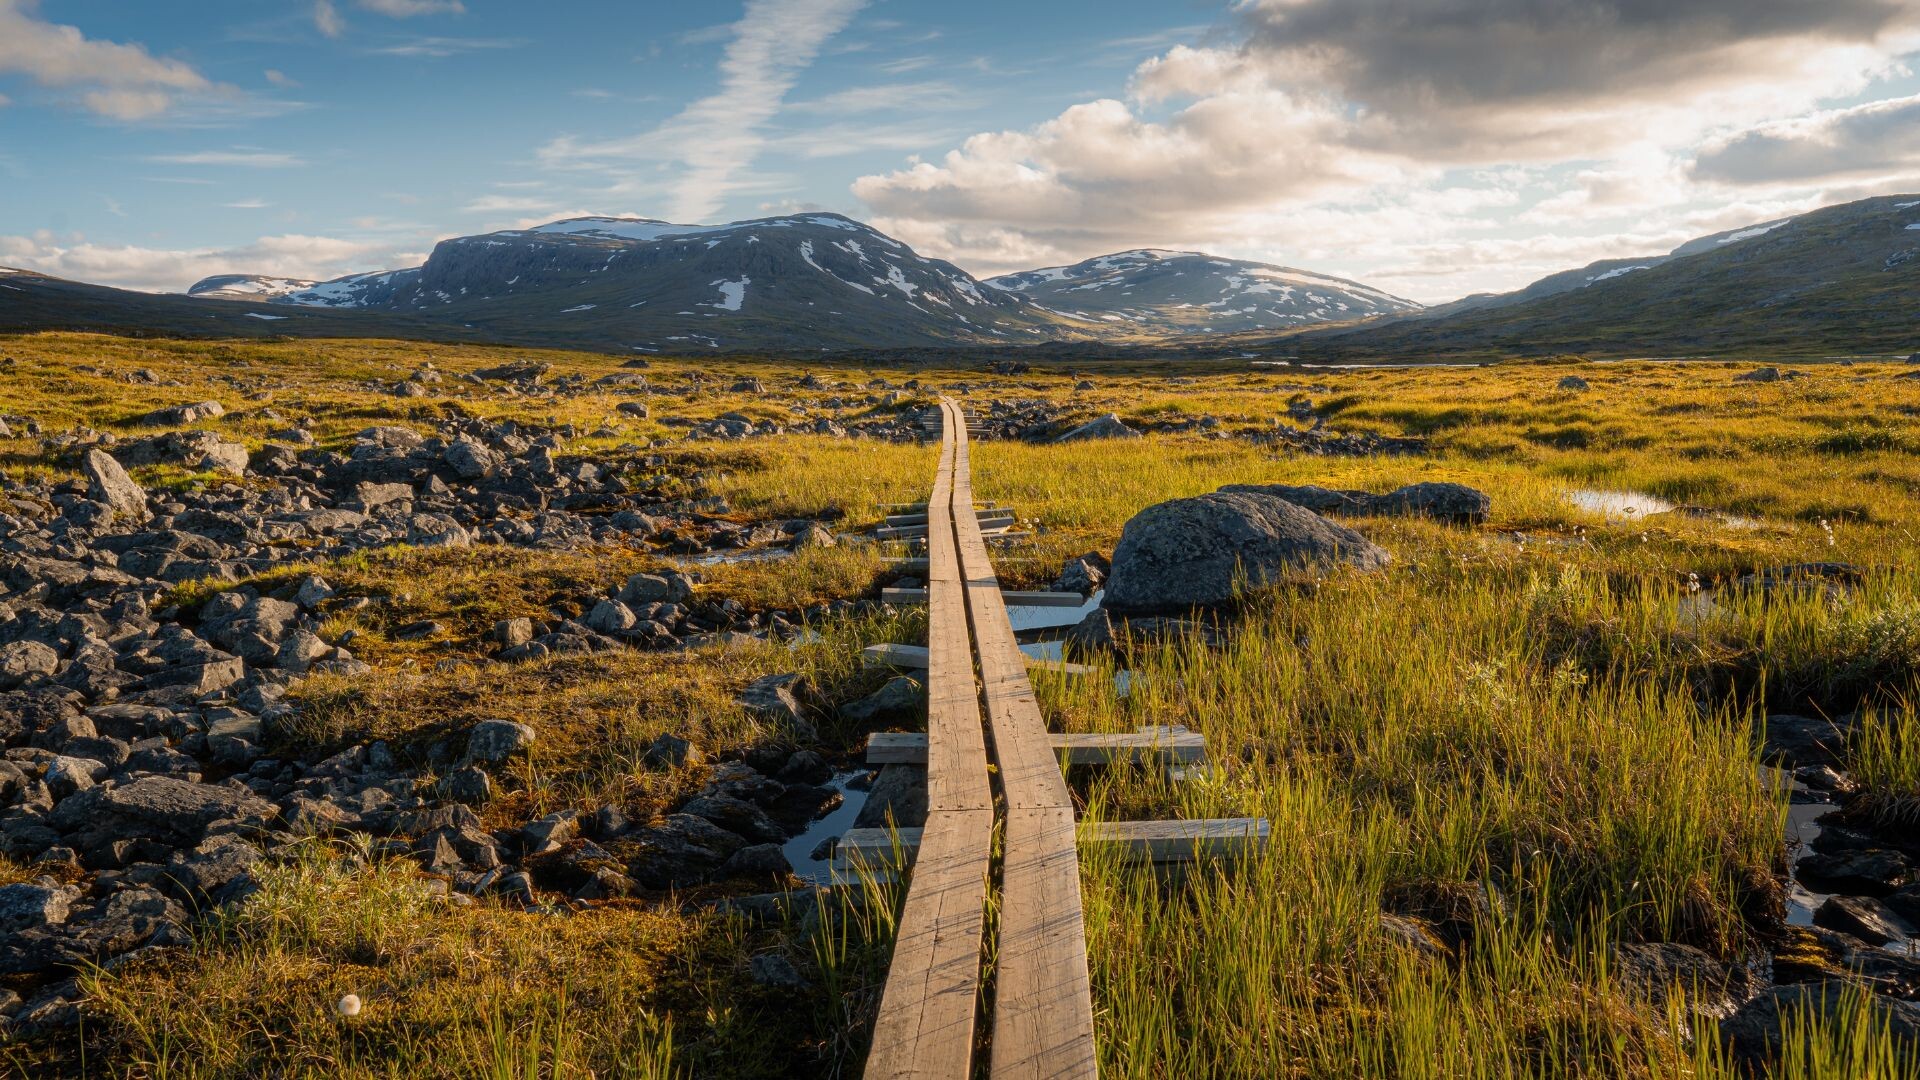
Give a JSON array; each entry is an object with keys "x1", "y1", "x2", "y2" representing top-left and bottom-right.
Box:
[{"x1": 10, "y1": 334, "x2": 1920, "y2": 1076}]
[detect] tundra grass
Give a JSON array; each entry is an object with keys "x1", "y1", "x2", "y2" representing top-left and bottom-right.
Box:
[{"x1": 9, "y1": 334, "x2": 1920, "y2": 1076}]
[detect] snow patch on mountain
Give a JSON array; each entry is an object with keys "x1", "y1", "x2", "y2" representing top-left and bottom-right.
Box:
[{"x1": 710, "y1": 278, "x2": 748, "y2": 311}]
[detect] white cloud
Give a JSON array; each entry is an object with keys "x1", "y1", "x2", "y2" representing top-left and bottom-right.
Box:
[
  {"x1": 313, "y1": 0, "x2": 345, "y2": 39},
  {"x1": 0, "y1": 0, "x2": 226, "y2": 120},
  {"x1": 357, "y1": 0, "x2": 465, "y2": 16},
  {"x1": 1691, "y1": 93, "x2": 1920, "y2": 186},
  {"x1": 0, "y1": 230, "x2": 394, "y2": 292},
  {"x1": 537, "y1": 0, "x2": 868, "y2": 221},
  {"x1": 853, "y1": 0, "x2": 1920, "y2": 297},
  {"x1": 459, "y1": 194, "x2": 560, "y2": 214},
  {"x1": 223, "y1": 198, "x2": 271, "y2": 209},
  {"x1": 264, "y1": 69, "x2": 297, "y2": 88},
  {"x1": 789, "y1": 81, "x2": 967, "y2": 114},
  {"x1": 144, "y1": 149, "x2": 307, "y2": 168},
  {"x1": 365, "y1": 36, "x2": 518, "y2": 58}
]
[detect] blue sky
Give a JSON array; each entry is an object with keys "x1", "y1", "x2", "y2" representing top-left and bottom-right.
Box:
[{"x1": 3, "y1": 0, "x2": 1919, "y2": 301}]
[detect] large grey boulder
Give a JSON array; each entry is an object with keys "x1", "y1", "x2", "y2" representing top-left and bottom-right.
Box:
[
  {"x1": 1104, "y1": 490, "x2": 1389, "y2": 613},
  {"x1": 1054, "y1": 413, "x2": 1140, "y2": 443},
  {"x1": 82, "y1": 449, "x2": 148, "y2": 523},
  {"x1": 1220, "y1": 482, "x2": 1491, "y2": 526}
]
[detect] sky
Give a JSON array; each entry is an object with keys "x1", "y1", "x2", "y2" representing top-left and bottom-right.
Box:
[{"x1": 3, "y1": 0, "x2": 1920, "y2": 304}]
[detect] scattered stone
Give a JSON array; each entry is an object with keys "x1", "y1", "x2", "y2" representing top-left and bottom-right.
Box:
[
  {"x1": 1054, "y1": 413, "x2": 1140, "y2": 442},
  {"x1": 141, "y1": 401, "x2": 225, "y2": 426},
  {"x1": 1813, "y1": 895, "x2": 1912, "y2": 946},
  {"x1": 82, "y1": 449, "x2": 148, "y2": 522},
  {"x1": 737, "y1": 673, "x2": 819, "y2": 739},
  {"x1": 466, "y1": 720, "x2": 537, "y2": 765},
  {"x1": 838, "y1": 676, "x2": 923, "y2": 724},
  {"x1": 1719, "y1": 983, "x2": 1920, "y2": 1069},
  {"x1": 1557, "y1": 375, "x2": 1590, "y2": 391},
  {"x1": 749, "y1": 952, "x2": 809, "y2": 989},
  {"x1": 642, "y1": 733, "x2": 700, "y2": 770},
  {"x1": 1732, "y1": 367, "x2": 1781, "y2": 384},
  {"x1": 0, "y1": 640, "x2": 59, "y2": 689}
]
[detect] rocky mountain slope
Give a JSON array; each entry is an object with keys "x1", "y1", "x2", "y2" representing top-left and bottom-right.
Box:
[
  {"x1": 1296, "y1": 197, "x2": 1918, "y2": 357},
  {"x1": 987, "y1": 249, "x2": 1419, "y2": 333},
  {"x1": 189, "y1": 213, "x2": 1097, "y2": 352}
]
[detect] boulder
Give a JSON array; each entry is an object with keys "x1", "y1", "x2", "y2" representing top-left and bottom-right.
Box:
[
  {"x1": 1054, "y1": 413, "x2": 1140, "y2": 443},
  {"x1": 1218, "y1": 482, "x2": 1490, "y2": 525},
  {"x1": 444, "y1": 439, "x2": 497, "y2": 480},
  {"x1": 1103, "y1": 490, "x2": 1390, "y2": 613},
  {"x1": 1733, "y1": 367, "x2": 1781, "y2": 383},
  {"x1": 1557, "y1": 375, "x2": 1590, "y2": 391},
  {"x1": 82, "y1": 450, "x2": 147, "y2": 523}
]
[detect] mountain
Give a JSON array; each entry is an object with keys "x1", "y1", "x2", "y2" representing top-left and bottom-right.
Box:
[
  {"x1": 1290, "y1": 195, "x2": 1920, "y2": 360},
  {"x1": 0, "y1": 266, "x2": 489, "y2": 344},
  {"x1": 986, "y1": 249, "x2": 1419, "y2": 333},
  {"x1": 185, "y1": 274, "x2": 319, "y2": 301},
  {"x1": 1420, "y1": 217, "x2": 1796, "y2": 318},
  {"x1": 188, "y1": 213, "x2": 1096, "y2": 352}
]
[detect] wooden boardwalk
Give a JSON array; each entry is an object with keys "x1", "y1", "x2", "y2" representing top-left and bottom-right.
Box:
[{"x1": 863, "y1": 399, "x2": 1264, "y2": 1079}]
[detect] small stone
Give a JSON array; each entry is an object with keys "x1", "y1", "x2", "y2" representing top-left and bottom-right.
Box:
[
  {"x1": 642, "y1": 733, "x2": 700, "y2": 770},
  {"x1": 82, "y1": 449, "x2": 148, "y2": 522},
  {"x1": 838, "y1": 676, "x2": 924, "y2": 724},
  {"x1": 493, "y1": 617, "x2": 534, "y2": 648},
  {"x1": 0, "y1": 641, "x2": 59, "y2": 689},
  {"x1": 1813, "y1": 894, "x2": 1910, "y2": 946},
  {"x1": 466, "y1": 720, "x2": 536, "y2": 764},
  {"x1": 749, "y1": 952, "x2": 809, "y2": 989},
  {"x1": 446, "y1": 766, "x2": 492, "y2": 804}
]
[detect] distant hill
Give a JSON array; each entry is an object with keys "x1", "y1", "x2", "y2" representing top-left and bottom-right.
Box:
[
  {"x1": 186, "y1": 213, "x2": 1099, "y2": 352},
  {"x1": 987, "y1": 249, "x2": 1417, "y2": 333},
  {"x1": 1290, "y1": 195, "x2": 1920, "y2": 359}
]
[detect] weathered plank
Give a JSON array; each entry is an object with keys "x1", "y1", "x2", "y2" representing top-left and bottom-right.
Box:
[
  {"x1": 838, "y1": 817, "x2": 1269, "y2": 868},
  {"x1": 866, "y1": 726, "x2": 1207, "y2": 766},
  {"x1": 880, "y1": 588, "x2": 1091, "y2": 608},
  {"x1": 864, "y1": 398, "x2": 993, "y2": 1080},
  {"x1": 945, "y1": 403, "x2": 1098, "y2": 1080},
  {"x1": 862, "y1": 643, "x2": 1095, "y2": 677}
]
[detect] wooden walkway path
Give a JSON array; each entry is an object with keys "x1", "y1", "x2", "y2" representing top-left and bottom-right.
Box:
[{"x1": 861, "y1": 399, "x2": 1265, "y2": 1080}]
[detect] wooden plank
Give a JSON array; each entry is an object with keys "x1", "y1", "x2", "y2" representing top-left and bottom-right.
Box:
[
  {"x1": 883, "y1": 505, "x2": 1010, "y2": 527},
  {"x1": 878, "y1": 513, "x2": 1014, "y2": 540},
  {"x1": 991, "y1": 805, "x2": 1097, "y2": 1080},
  {"x1": 944, "y1": 400, "x2": 1097, "y2": 1080},
  {"x1": 863, "y1": 643, "x2": 1096, "y2": 677},
  {"x1": 861, "y1": 809, "x2": 991, "y2": 1080},
  {"x1": 1079, "y1": 817, "x2": 1270, "y2": 863},
  {"x1": 837, "y1": 817, "x2": 1269, "y2": 867},
  {"x1": 880, "y1": 588, "x2": 1091, "y2": 608},
  {"x1": 867, "y1": 726, "x2": 1208, "y2": 766},
  {"x1": 864, "y1": 396, "x2": 993, "y2": 1080}
]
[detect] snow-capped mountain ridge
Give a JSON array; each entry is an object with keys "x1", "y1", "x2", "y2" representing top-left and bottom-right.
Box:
[
  {"x1": 187, "y1": 212, "x2": 1088, "y2": 350},
  {"x1": 987, "y1": 249, "x2": 1420, "y2": 334}
]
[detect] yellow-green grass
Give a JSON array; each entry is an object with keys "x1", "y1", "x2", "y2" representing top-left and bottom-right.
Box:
[{"x1": 10, "y1": 334, "x2": 1920, "y2": 1077}]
